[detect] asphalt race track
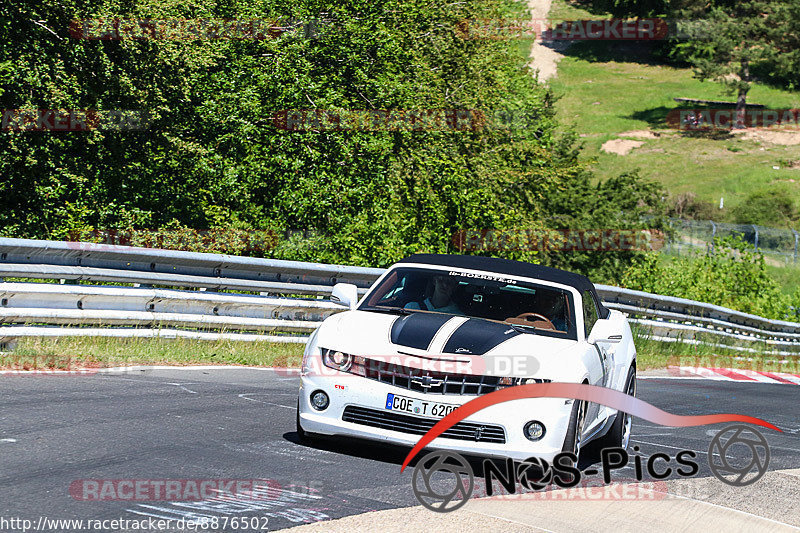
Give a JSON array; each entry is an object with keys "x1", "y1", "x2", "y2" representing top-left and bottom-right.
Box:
[{"x1": 1, "y1": 368, "x2": 799, "y2": 531}]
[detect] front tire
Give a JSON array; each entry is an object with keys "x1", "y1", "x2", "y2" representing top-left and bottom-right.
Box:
[
  {"x1": 562, "y1": 398, "x2": 587, "y2": 465},
  {"x1": 598, "y1": 366, "x2": 636, "y2": 449}
]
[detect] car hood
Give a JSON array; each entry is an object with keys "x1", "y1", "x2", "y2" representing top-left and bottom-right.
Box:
[{"x1": 315, "y1": 310, "x2": 578, "y2": 371}]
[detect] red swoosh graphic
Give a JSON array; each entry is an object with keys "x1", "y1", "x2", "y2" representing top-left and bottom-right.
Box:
[{"x1": 400, "y1": 382, "x2": 781, "y2": 472}]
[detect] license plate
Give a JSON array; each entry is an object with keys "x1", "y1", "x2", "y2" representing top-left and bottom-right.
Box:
[{"x1": 385, "y1": 393, "x2": 458, "y2": 418}]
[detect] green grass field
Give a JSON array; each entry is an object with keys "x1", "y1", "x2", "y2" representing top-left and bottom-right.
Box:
[{"x1": 546, "y1": 2, "x2": 800, "y2": 216}]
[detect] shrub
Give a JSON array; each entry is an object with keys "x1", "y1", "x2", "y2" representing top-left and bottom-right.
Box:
[
  {"x1": 621, "y1": 236, "x2": 794, "y2": 319},
  {"x1": 731, "y1": 187, "x2": 798, "y2": 227}
]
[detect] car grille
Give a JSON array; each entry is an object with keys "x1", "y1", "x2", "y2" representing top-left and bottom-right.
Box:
[
  {"x1": 362, "y1": 357, "x2": 549, "y2": 396},
  {"x1": 342, "y1": 405, "x2": 506, "y2": 444}
]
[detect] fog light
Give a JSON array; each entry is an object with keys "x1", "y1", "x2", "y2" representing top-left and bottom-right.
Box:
[
  {"x1": 310, "y1": 390, "x2": 329, "y2": 411},
  {"x1": 523, "y1": 421, "x2": 545, "y2": 441}
]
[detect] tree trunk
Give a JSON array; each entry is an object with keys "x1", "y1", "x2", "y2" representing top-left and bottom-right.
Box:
[
  {"x1": 735, "y1": 88, "x2": 749, "y2": 129},
  {"x1": 735, "y1": 60, "x2": 750, "y2": 129}
]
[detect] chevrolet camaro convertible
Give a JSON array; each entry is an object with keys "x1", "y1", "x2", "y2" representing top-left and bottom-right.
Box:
[{"x1": 297, "y1": 254, "x2": 637, "y2": 463}]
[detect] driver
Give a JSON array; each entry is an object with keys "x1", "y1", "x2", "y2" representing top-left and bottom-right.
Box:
[
  {"x1": 405, "y1": 275, "x2": 463, "y2": 314},
  {"x1": 536, "y1": 290, "x2": 568, "y2": 331}
]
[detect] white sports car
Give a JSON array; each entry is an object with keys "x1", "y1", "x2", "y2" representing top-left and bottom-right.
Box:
[{"x1": 297, "y1": 254, "x2": 637, "y2": 463}]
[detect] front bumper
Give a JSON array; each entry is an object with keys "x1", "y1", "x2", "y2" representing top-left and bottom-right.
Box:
[{"x1": 298, "y1": 371, "x2": 575, "y2": 462}]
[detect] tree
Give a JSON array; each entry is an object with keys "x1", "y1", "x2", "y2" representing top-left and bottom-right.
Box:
[
  {"x1": 0, "y1": 0, "x2": 665, "y2": 283},
  {"x1": 672, "y1": 1, "x2": 795, "y2": 128},
  {"x1": 588, "y1": 0, "x2": 669, "y2": 18}
]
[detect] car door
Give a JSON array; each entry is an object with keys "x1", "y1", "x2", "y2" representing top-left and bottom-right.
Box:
[{"x1": 582, "y1": 290, "x2": 609, "y2": 429}]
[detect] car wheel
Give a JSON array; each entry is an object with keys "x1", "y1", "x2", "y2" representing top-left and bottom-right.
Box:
[
  {"x1": 561, "y1": 398, "x2": 587, "y2": 466},
  {"x1": 296, "y1": 399, "x2": 316, "y2": 444},
  {"x1": 599, "y1": 366, "x2": 636, "y2": 449}
]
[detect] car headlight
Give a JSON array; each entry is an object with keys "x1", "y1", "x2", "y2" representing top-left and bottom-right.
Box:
[
  {"x1": 321, "y1": 348, "x2": 367, "y2": 376},
  {"x1": 324, "y1": 349, "x2": 352, "y2": 372}
]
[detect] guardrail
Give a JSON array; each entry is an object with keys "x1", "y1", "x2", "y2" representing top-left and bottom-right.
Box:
[{"x1": 0, "y1": 237, "x2": 797, "y2": 354}]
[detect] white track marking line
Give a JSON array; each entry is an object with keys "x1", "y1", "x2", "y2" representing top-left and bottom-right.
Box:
[
  {"x1": 631, "y1": 439, "x2": 720, "y2": 457},
  {"x1": 166, "y1": 382, "x2": 197, "y2": 394},
  {"x1": 639, "y1": 376, "x2": 720, "y2": 380},
  {"x1": 238, "y1": 393, "x2": 295, "y2": 410},
  {"x1": 100, "y1": 365, "x2": 287, "y2": 372},
  {"x1": 0, "y1": 438, "x2": 17, "y2": 443}
]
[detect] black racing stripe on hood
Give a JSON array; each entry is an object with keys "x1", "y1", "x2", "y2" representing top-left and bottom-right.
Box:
[
  {"x1": 442, "y1": 319, "x2": 520, "y2": 355},
  {"x1": 390, "y1": 313, "x2": 453, "y2": 351}
]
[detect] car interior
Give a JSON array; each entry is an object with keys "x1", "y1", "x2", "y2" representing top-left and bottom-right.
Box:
[{"x1": 365, "y1": 269, "x2": 573, "y2": 333}]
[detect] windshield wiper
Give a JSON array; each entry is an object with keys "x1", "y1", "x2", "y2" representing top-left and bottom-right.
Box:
[
  {"x1": 506, "y1": 323, "x2": 538, "y2": 334},
  {"x1": 365, "y1": 307, "x2": 415, "y2": 316}
]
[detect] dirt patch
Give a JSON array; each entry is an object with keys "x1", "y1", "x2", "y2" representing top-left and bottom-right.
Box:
[
  {"x1": 527, "y1": 0, "x2": 571, "y2": 81},
  {"x1": 619, "y1": 130, "x2": 660, "y2": 139},
  {"x1": 601, "y1": 139, "x2": 645, "y2": 155},
  {"x1": 733, "y1": 129, "x2": 800, "y2": 146}
]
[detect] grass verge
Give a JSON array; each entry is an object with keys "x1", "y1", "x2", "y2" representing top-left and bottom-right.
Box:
[
  {"x1": 633, "y1": 328, "x2": 800, "y2": 373},
  {"x1": 2, "y1": 335, "x2": 797, "y2": 375},
  {"x1": 0, "y1": 336, "x2": 305, "y2": 370}
]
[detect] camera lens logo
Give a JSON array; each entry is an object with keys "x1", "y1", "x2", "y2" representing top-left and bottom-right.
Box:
[
  {"x1": 411, "y1": 451, "x2": 474, "y2": 512},
  {"x1": 708, "y1": 424, "x2": 770, "y2": 487}
]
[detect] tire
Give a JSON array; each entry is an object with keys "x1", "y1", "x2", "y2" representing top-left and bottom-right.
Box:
[
  {"x1": 561, "y1": 397, "x2": 587, "y2": 465},
  {"x1": 598, "y1": 366, "x2": 636, "y2": 450}
]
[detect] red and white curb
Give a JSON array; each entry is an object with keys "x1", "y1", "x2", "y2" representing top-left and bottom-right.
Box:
[
  {"x1": 663, "y1": 366, "x2": 800, "y2": 385},
  {"x1": 0, "y1": 365, "x2": 295, "y2": 376}
]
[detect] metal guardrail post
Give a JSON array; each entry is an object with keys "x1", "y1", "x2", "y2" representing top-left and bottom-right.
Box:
[
  {"x1": 793, "y1": 230, "x2": 799, "y2": 264},
  {"x1": 667, "y1": 219, "x2": 672, "y2": 254},
  {"x1": 710, "y1": 221, "x2": 716, "y2": 254},
  {"x1": 752, "y1": 225, "x2": 759, "y2": 252}
]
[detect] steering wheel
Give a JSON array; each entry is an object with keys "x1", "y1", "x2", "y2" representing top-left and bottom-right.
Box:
[{"x1": 509, "y1": 312, "x2": 556, "y2": 330}]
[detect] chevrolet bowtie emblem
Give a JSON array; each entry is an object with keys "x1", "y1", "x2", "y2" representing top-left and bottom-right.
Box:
[{"x1": 411, "y1": 374, "x2": 444, "y2": 388}]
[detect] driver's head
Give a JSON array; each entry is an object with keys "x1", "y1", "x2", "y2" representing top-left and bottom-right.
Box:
[
  {"x1": 432, "y1": 275, "x2": 457, "y2": 296},
  {"x1": 537, "y1": 290, "x2": 562, "y2": 312}
]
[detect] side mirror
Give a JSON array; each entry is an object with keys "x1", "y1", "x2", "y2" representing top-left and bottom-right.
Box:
[
  {"x1": 330, "y1": 283, "x2": 359, "y2": 310},
  {"x1": 587, "y1": 320, "x2": 622, "y2": 344}
]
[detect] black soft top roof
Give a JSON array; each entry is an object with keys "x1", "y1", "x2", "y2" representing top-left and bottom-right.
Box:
[{"x1": 398, "y1": 254, "x2": 609, "y2": 318}]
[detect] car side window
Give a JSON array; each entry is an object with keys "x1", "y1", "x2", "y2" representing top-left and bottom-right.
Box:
[{"x1": 582, "y1": 290, "x2": 599, "y2": 337}]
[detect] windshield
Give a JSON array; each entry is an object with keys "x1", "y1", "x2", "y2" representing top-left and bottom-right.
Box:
[{"x1": 360, "y1": 267, "x2": 577, "y2": 339}]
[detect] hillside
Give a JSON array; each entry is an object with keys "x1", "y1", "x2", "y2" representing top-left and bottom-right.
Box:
[{"x1": 542, "y1": 0, "x2": 800, "y2": 224}]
